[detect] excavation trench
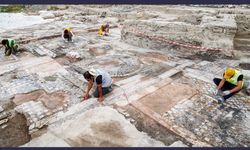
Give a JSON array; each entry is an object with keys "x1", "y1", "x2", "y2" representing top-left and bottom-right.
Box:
[
  {"x1": 239, "y1": 63, "x2": 250, "y2": 70},
  {"x1": 0, "y1": 101, "x2": 31, "y2": 147},
  {"x1": 120, "y1": 104, "x2": 192, "y2": 146}
]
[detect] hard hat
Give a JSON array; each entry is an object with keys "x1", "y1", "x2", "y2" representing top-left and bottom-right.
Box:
[
  {"x1": 89, "y1": 68, "x2": 97, "y2": 76},
  {"x1": 224, "y1": 68, "x2": 235, "y2": 79},
  {"x1": 64, "y1": 28, "x2": 72, "y2": 31}
]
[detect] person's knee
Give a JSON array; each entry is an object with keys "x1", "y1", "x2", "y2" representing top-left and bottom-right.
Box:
[
  {"x1": 213, "y1": 78, "x2": 217, "y2": 84},
  {"x1": 213, "y1": 78, "x2": 221, "y2": 85}
]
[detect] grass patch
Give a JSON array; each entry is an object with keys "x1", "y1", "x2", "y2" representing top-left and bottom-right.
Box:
[
  {"x1": 0, "y1": 5, "x2": 26, "y2": 12},
  {"x1": 48, "y1": 5, "x2": 69, "y2": 11}
]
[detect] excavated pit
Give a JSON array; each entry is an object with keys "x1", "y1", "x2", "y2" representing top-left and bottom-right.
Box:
[
  {"x1": 239, "y1": 63, "x2": 250, "y2": 70},
  {"x1": 0, "y1": 101, "x2": 31, "y2": 147},
  {"x1": 0, "y1": 113, "x2": 31, "y2": 147},
  {"x1": 182, "y1": 50, "x2": 233, "y2": 62},
  {"x1": 121, "y1": 105, "x2": 192, "y2": 146}
]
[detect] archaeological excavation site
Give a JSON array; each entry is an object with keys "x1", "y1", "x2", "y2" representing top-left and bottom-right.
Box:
[{"x1": 0, "y1": 5, "x2": 250, "y2": 147}]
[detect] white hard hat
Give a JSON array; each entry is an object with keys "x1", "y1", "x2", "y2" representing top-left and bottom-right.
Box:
[{"x1": 89, "y1": 68, "x2": 97, "y2": 76}]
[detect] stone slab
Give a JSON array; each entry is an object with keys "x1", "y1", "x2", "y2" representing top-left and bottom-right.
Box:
[{"x1": 138, "y1": 83, "x2": 197, "y2": 115}]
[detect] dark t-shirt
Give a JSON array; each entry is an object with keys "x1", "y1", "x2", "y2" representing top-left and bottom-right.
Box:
[
  {"x1": 95, "y1": 75, "x2": 102, "y2": 85},
  {"x1": 63, "y1": 31, "x2": 73, "y2": 38},
  {"x1": 101, "y1": 25, "x2": 109, "y2": 32},
  {"x1": 223, "y1": 73, "x2": 243, "y2": 81}
]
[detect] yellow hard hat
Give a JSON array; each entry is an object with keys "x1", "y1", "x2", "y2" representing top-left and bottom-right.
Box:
[
  {"x1": 64, "y1": 28, "x2": 72, "y2": 31},
  {"x1": 224, "y1": 68, "x2": 235, "y2": 79}
]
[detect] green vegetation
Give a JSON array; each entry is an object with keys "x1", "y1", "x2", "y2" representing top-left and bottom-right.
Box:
[
  {"x1": 0, "y1": 5, "x2": 26, "y2": 12},
  {"x1": 48, "y1": 6, "x2": 60, "y2": 11},
  {"x1": 48, "y1": 5, "x2": 69, "y2": 11}
]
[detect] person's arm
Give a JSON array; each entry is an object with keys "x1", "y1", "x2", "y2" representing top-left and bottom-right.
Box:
[
  {"x1": 70, "y1": 31, "x2": 74, "y2": 37},
  {"x1": 62, "y1": 31, "x2": 65, "y2": 40},
  {"x1": 229, "y1": 75, "x2": 243, "y2": 93},
  {"x1": 96, "y1": 75, "x2": 104, "y2": 102},
  {"x1": 83, "y1": 80, "x2": 93, "y2": 100},
  {"x1": 5, "y1": 41, "x2": 10, "y2": 49},
  {"x1": 97, "y1": 84, "x2": 104, "y2": 102},
  {"x1": 230, "y1": 81, "x2": 242, "y2": 93},
  {"x1": 217, "y1": 78, "x2": 225, "y2": 90},
  {"x1": 223, "y1": 75, "x2": 243, "y2": 95},
  {"x1": 3, "y1": 44, "x2": 7, "y2": 49},
  {"x1": 70, "y1": 31, "x2": 74, "y2": 42}
]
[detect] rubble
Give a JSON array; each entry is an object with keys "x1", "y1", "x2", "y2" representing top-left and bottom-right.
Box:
[
  {"x1": 23, "y1": 107, "x2": 165, "y2": 147},
  {"x1": 0, "y1": 118, "x2": 8, "y2": 126},
  {"x1": 0, "y1": 106, "x2": 4, "y2": 113},
  {"x1": 169, "y1": 141, "x2": 188, "y2": 147}
]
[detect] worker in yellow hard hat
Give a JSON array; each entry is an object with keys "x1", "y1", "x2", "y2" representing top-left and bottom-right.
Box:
[
  {"x1": 62, "y1": 28, "x2": 74, "y2": 42},
  {"x1": 98, "y1": 23, "x2": 109, "y2": 36},
  {"x1": 213, "y1": 68, "x2": 248, "y2": 104}
]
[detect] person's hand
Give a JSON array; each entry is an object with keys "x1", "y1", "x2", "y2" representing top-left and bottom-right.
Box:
[
  {"x1": 223, "y1": 90, "x2": 231, "y2": 95},
  {"x1": 83, "y1": 93, "x2": 90, "y2": 100},
  {"x1": 214, "y1": 89, "x2": 219, "y2": 95},
  {"x1": 98, "y1": 96, "x2": 104, "y2": 102}
]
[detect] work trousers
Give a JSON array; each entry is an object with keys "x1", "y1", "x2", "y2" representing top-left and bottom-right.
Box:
[
  {"x1": 213, "y1": 78, "x2": 240, "y2": 100},
  {"x1": 93, "y1": 86, "x2": 112, "y2": 98}
]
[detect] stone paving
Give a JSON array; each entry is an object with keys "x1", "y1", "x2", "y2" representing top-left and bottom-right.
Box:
[
  {"x1": 161, "y1": 61, "x2": 250, "y2": 146},
  {"x1": 73, "y1": 54, "x2": 142, "y2": 77},
  {"x1": 0, "y1": 5, "x2": 250, "y2": 147}
]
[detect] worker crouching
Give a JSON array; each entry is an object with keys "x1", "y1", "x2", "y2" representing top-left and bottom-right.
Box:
[
  {"x1": 213, "y1": 68, "x2": 249, "y2": 104},
  {"x1": 98, "y1": 23, "x2": 110, "y2": 36},
  {"x1": 83, "y1": 68, "x2": 113, "y2": 102},
  {"x1": 62, "y1": 28, "x2": 74, "y2": 42},
  {"x1": 1, "y1": 39, "x2": 19, "y2": 56}
]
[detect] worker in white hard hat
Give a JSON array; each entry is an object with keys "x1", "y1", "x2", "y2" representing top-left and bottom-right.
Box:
[{"x1": 83, "y1": 68, "x2": 112, "y2": 102}]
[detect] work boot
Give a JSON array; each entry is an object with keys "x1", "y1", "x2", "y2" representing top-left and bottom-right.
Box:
[
  {"x1": 217, "y1": 96, "x2": 225, "y2": 104},
  {"x1": 218, "y1": 103, "x2": 225, "y2": 110}
]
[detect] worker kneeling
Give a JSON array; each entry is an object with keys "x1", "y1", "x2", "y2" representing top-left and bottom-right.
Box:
[
  {"x1": 213, "y1": 68, "x2": 249, "y2": 104},
  {"x1": 1, "y1": 39, "x2": 19, "y2": 56},
  {"x1": 98, "y1": 23, "x2": 109, "y2": 36},
  {"x1": 62, "y1": 28, "x2": 74, "y2": 42},
  {"x1": 83, "y1": 68, "x2": 113, "y2": 102}
]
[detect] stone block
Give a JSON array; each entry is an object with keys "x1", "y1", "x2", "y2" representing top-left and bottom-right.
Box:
[
  {"x1": 0, "y1": 112, "x2": 10, "y2": 120},
  {"x1": 169, "y1": 141, "x2": 188, "y2": 147},
  {"x1": 0, "y1": 106, "x2": 4, "y2": 113},
  {"x1": 0, "y1": 118, "x2": 8, "y2": 125},
  {"x1": 1, "y1": 124, "x2": 8, "y2": 129}
]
